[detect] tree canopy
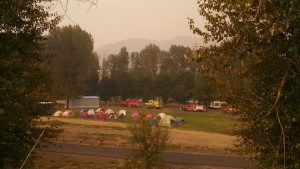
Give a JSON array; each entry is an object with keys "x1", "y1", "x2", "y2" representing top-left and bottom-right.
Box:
[
  {"x1": 189, "y1": 0, "x2": 300, "y2": 168},
  {"x1": 47, "y1": 25, "x2": 99, "y2": 107},
  {"x1": 0, "y1": 1, "x2": 60, "y2": 168},
  {"x1": 98, "y1": 44, "x2": 210, "y2": 103}
]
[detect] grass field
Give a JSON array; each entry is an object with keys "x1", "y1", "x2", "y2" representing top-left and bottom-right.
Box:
[
  {"x1": 36, "y1": 104, "x2": 239, "y2": 169},
  {"x1": 54, "y1": 104, "x2": 234, "y2": 134}
]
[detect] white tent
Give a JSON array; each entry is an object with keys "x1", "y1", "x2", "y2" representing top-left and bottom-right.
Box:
[
  {"x1": 62, "y1": 110, "x2": 74, "y2": 117},
  {"x1": 105, "y1": 109, "x2": 115, "y2": 115},
  {"x1": 87, "y1": 109, "x2": 95, "y2": 116},
  {"x1": 156, "y1": 113, "x2": 166, "y2": 120},
  {"x1": 105, "y1": 109, "x2": 116, "y2": 119},
  {"x1": 96, "y1": 108, "x2": 104, "y2": 113},
  {"x1": 118, "y1": 109, "x2": 126, "y2": 116}
]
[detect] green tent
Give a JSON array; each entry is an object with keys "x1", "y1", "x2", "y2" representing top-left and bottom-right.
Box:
[{"x1": 159, "y1": 115, "x2": 176, "y2": 127}]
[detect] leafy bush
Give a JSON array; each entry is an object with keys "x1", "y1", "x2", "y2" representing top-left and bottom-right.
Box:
[{"x1": 120, "y1": 123, "x2": 169, "y2": 169}]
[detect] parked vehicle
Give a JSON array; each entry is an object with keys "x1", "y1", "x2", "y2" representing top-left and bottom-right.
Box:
[
  {"x1": 222, "y1": 106, "x2": 238, "y2": 113},
  {"x1": 180, "y1": 104, "x2": 196, "y2": 111},
  {"x1": 180, "y1": 103, "x2": 207, "y2": 112},
  {"x1": 195, "y1": 103, "x2": 207, "y2": 111},
  {"x1": 209, "y1": 101, "x2": 227, "y2": 109},
  {"x1": 121, "y1": 99, "x2": 140, "y2": 107},
  {"x1": 145, "y1": 100, "x2": 163, "y2": 109}
]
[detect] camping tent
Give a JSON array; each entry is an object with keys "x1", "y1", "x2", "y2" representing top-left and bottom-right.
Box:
[
  {"x1": 143, "y1": 112, "x2": 157, "y2": 125},
  {"x1": 105, "y1": 109, "x2": 116, "y2": 119},
  {"x1": 117, "y1": 110, "x2": 126, "y2": 118},
  {"x1": 131, "y1": 111, "x2": 142, "y2": 122},
  {"x1": 80, "y1": 109, "x2": 89, "y2": 117},
  {"x1": 87, "y1": 109, "x2": 95, "y2": 116},
  {"x1": 53, "y1": 111, "x2": 63, "y2": 116},
  {"x1": 62, "y1": 109, "x2": 74, "y2": 117},
  {"x1": 144, "y1": 112, "x2": 157, "y2": 121},
  {"x1": 159, "y1": 115, "x2": 185, "y2": 127},
  {"x1": 96, "y1": 108, "x2": 105, "y2": 113},
  {"x1": 159, "y1": 115, "x2": 174, "y2": 127},
  {"x1": 155, "y1": 113, "x2": 166, "y2": 122},
  {"x1": 95, "y1": 112, "x2": 106, "y2": 120},
  {"x1": 104, "y1": 109, "x2": 114, "y2": 115},
  {"x1": 174, "y1": 117, "x2": 185, "y2": 126}
]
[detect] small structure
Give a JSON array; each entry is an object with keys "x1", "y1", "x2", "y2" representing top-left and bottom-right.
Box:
[{"x1": 68, "y1": 96, "x2": 99, "y2": 108}]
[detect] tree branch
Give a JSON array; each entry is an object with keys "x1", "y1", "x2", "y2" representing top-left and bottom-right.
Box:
[
  {"x1": 253, "y1": 69, "x2": 288, "y2": 124},
  {"x1": 20, "y1": 128, "x2": 46, "y2": 169},
  {"x1": 276, "y1": 106, "x2": 286, "y2": 168},
  {"x1": 254, "y1": 0, "x2": 262, "y2": 22}
]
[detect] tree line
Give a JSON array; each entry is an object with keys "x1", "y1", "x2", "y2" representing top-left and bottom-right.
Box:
[
  {"x1": 46, "y1": 25, "x2": 212, "y2": 105},
  {"x1": 99, "y1": 44, "x2": 211, "y2": 104}
]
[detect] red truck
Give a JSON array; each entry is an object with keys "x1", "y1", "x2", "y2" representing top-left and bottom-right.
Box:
[{"x1": 121, "y1": 99, "x2": 141, "y2": 107}]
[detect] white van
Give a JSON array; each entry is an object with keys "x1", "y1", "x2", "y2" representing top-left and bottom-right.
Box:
[{"x1": 209, "y1": 101, "x2": 227, "y2": 109}]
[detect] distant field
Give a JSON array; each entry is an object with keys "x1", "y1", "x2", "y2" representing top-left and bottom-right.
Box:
[{"x1": 54, "y1": 104, "x2": 234, "y2": 134}]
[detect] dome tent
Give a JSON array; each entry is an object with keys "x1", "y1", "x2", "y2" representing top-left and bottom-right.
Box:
[
  {"x1": 53, "y1": 111, "x2": 63, "y2": 116},
  {"x1": 62, "y1": 109, "x2": 74, "y2": 117},
  {"x1": 87, "y1": 109, "x2": 95, "y2": 116}
]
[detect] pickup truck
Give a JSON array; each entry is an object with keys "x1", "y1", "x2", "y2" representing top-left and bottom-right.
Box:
[
  {"x1": 145, "y1": 100, "x2": 163, "y2": 109},
  {"x1": 121, "y1": 99, "x2": 140, "y2": 107}
]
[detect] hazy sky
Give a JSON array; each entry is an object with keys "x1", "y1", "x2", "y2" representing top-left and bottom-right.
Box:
[{"x1": 56, "y1": 0, "x2": 203, "y2": 50}]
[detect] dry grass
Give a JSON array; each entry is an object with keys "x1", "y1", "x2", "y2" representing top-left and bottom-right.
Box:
[
  {"x1": 34, "y1": 152, "x2": 240, "y2": 169},
  {"x1": 35, "y1": 117, "x2": 242, "y2": 168},
  {"x1": 46, "y1": 117, "x2": 236, "y2": 155}
]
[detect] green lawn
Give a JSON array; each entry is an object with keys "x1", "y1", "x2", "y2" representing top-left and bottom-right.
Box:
[{"x1": 56, "y1": 104, "x2": 234, "y2": 134}]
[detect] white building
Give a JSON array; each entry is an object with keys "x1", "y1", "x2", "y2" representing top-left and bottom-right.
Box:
[{"x1": 68, "y1": 96, "x2": 99, "y2": 108}]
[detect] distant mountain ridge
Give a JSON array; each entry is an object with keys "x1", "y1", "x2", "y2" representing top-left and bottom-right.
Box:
[{"x1": 97, "y1": 36, "x2": 204, "y2": 56}]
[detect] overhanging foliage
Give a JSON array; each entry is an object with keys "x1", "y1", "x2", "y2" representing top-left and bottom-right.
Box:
[{"x1": 189, "y1": 0, "x2": 300, "y2": 168}]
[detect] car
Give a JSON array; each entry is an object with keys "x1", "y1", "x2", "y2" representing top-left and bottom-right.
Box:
[
  {"x1": 180, "y1": 104, "x2": 196, "y2": 111},
  {"x1": 180, "y1": 103, "x2": 207, "y2": 112},
  {"x1": 222, "y1": 106, "x2": 238, "y2": 113}
]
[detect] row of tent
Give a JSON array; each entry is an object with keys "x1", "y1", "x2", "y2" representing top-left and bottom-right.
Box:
[
  {"x1": 53, "y1": 108, "x2": 126, "y2": 119},
  {"x1": 53, "y1": 108, "x2": 185, "y2": 127}
]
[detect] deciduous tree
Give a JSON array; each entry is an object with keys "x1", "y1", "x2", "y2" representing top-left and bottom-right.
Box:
[
  {"x1": 0, "y1": 0, "x2": 60, "y2": 168},
  {"x1": 152, "y1": 73, "x2": 173, "y2": 103},
  {"x1": 189, "y1": 0, "x2": 300, "y2": 168},
  {"x1": 47, "y1": 25, "x2": 96, "y2": 107},
  {"x1": 98, "y1": 75, "x2": 115, "y2": 104},
  {"x1": 171, "y1": 71, "x2": 195, "y2": 104},
  {"x1": 139, "y1": 44, "x2": 161, "y2": 79},
  {"x1": 84, "y1": 52, "x2": 100, "y2": 96}
]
